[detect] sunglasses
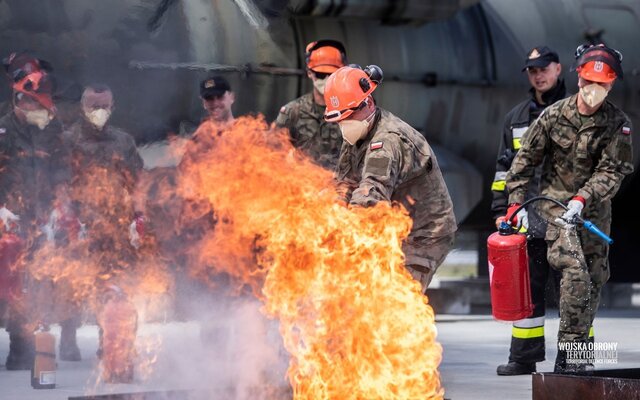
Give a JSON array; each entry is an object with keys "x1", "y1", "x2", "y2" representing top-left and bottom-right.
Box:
[{"x1": 313, "y1": 71, "x2": 331, "y2": 80}]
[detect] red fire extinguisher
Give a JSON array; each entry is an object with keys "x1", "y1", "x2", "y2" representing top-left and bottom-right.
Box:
[
  {"x1": 0, "y1": 232, "x2": 25, "y2": 302},
  {"x1": 487, "y1": 221, "x2": 533, "y2": 321}
]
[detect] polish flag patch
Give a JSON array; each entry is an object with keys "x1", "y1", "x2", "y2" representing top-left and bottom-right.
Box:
[
  {"x1": 0, "y1": 128, "x2": 5, "y2": 135},
  {"x1": 279, "y1": 106, "x2": 286, "y2": 113},
  {"x1": 622, "y1": 126, "x2": 631, "y2": 135},
  {"x1": 370, "y1": 141, "x2": 383, "y2": 150}
]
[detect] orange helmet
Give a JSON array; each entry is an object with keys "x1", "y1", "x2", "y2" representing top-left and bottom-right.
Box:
[
  {"x1": 577, "y1": 60, "x2": 617, "y2": 83},
  {"x1": 324, "y1": 65, "x2": 383, "y2": 122},
  {"x1": 305, "y1": 40, "x2": 346, "y2": 73},
  {"x1": 574, "y1": 44, "x2": 622, "y2": 83}
]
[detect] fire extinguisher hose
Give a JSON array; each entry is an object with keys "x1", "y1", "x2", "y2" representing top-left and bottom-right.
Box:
[{"x1": 505, "y1": 196, "x2": 613, "y2": 245}]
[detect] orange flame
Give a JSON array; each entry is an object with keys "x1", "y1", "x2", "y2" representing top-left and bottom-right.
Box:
[
  {"x1": 178, "y1": 116, "x2": 444, "y2": 399},
  {"x1": 25, "y1": 162, "x2": 172, "y2": 383}
]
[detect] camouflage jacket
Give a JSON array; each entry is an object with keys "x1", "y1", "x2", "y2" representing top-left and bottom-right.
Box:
[
  {"x1": 63, "y1": 119, "x2": 143, "y2": 194},
  {"x1": 0, "y1": 112, "x2": 70, "y2": 224},
  {"x1": 336, "y1": 108, "x2": 457, "y2": 266},
  {"x1": 275, "y1": 92, "x2": 342, "y2": 169},
  {"x1": 506, "y1": 94, "x2": 634, "y2": 232}
]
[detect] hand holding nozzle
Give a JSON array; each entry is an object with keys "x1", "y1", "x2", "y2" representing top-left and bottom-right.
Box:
[
  {"x1": 552, "y1": 196, "x2": 613, "y2": 245},
  {"x1": 499, "y1": 196, "x2": 613, "y2": 245}
]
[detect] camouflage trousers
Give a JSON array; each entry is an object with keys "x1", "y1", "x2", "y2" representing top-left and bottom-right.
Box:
[
  {"x1": 546, "y1": 223, "x2": 610, "y2": 343},
  {"x1": 406, "y1": 233, "x2": 456, "y2": 293}
]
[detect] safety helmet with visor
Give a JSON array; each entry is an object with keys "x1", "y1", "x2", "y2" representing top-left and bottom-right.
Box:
[
  {"x1": 324, "y1": 65, "x2": 383, "y2": 122},
  {"x1": 573, "y1": 44, "x2": 623, "y2": 83}
]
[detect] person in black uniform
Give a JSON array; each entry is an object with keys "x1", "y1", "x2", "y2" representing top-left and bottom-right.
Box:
[{"x1": 491, "y1": 46, "x2": 565, "y2": 375}]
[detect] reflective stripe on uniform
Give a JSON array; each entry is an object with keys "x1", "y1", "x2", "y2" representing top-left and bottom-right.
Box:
[
  {"x1": 589, "y1": 326, "x2": 594, "y2": 338},
  {"x1": 512, "y1": 326, "x2": 544, "y2": 339},
  {"x1": 492, "y1": 180, "x2": 506, "y2": 191},
  {"x1": 491, "y1": 171, "x2": 508, "y2": 191},
  {"x1": 512, "y1": 126, "x2": 528, "y2": 150},
  {"x1": 512, "y1": 138, "x2": 522, "y2": 150},
  {"x1": 513, "y1": 316, "x2": 545, "y2": 328},
  {"x1": 512, "y1": 316, "x2": 545, "y2": 339}
]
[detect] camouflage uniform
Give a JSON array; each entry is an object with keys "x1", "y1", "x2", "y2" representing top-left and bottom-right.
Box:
[
  {"x1": 492, "y1": 81, "x2": 565, "y2": 366},
  {"x1": 336, "y1": 108, "x2": 457, "y2": 291},
  {"x1": 63, "y1": 119, "x2": 143, "y2": 277},
  {"x1": 506, "y1": 95, "x2": 634, "y2": 366},
  {"x1": 275, "y1": 92, "x2": 342, "y2": 169},
  {"x1": 0, "y1": 111, "x2": 70, "y2": 369}
]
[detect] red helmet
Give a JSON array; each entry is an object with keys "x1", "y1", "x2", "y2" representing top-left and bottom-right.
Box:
[{"x1": 324, "y1": 65, "x2": 383, "y2": 122}]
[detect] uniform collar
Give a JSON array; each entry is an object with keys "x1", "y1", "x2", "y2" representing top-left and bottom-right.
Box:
[
  {"x1": 562, "y1": 94, "x2": 611, "y2": 129},
  {"x1": 10, "y1": 111, "x2": 62, "y2": 139},
  {"x1": 80, "y1": 118, "x2": 110, "y2": 139},
  {"x1": 354, "y1": 108, "x2": 381, "y2": 148},
  {"x1": 529, "y1": 79, "x2": 566, "y2": 108}
]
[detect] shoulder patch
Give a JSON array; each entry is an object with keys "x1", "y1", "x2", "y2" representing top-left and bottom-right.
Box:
[
  {"x1": 370, "y1": 141, "x2": 383, "y2": 150},
  {"x1": 279, "y1": 106, "x2": 286, "y2": 114},
  {"x1": 0, "y1": 127, "x2": 6, "y2": 135},
  {"x1": 622, "y1": 126, "x2": 631, "y2": 135}
]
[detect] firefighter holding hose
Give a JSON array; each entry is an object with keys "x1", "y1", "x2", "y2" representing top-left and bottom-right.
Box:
[{"x1": 505, "y1": 44, "x2": 634, "y2": 373}]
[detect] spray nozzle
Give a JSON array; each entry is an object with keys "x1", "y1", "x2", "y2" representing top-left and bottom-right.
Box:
[{"x1": 498, "y1": 221, "x2": 515, "y2": 235}]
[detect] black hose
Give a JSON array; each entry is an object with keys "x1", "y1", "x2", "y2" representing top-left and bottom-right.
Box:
[
  {"x1": 506, "y1": 196, "x2": 570, "y2": 223},
  {"x1": 503, "y1": 196, "x2": 613, "y2": 244}
]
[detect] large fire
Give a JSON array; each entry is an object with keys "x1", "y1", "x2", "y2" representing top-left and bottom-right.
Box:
[
  {"x1": 25, "y1": 163, "x2": 172, "y2": 384},
  {"x1": 177, "y1": 116, "x2": 444, "y2": 399},
  {"x1": 4, "y1": 113, "x2": 443, "y2": 397}
]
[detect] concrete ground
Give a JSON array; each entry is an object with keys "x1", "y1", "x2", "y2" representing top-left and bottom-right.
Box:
[{"x1": 1, "y1": 309, "x2": 639, "y2": 400}]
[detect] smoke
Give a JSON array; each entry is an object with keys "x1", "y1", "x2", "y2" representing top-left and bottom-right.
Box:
[
  {"x1": 140, "y1": 290, "x2": 290, "y2": 399},
  {"x1": 232, "y1": 0, "x2": 269, "y2": 30}
]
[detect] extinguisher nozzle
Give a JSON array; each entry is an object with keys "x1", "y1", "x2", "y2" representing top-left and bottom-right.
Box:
[
  {"x1": 582, "y1": 220, "x2": 614, "y2": 245},
  {"x1": 498, "y1": 221, "x2": 515, "y2": 235}
]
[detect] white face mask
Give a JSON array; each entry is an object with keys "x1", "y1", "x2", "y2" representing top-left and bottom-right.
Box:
[
  {"x1": 23, "y1": 109, "x2": 52, "y2": 130},
  {"x1": 86, "y1": 108, "x2": 111, "y2": 129},
  {"x1": 313, "y1": 78, "x2": 327, "y2": 95},
  {"x1": 339, "y1": 112, "x2": 375, "y2": 145},
  {"x1": 579, "y1": 83, "x2": 609, "y2": 108}
]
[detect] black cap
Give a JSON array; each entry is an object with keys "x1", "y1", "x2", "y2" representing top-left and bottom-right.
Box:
[
  {"x1": 522, "y1": 46, "x2": 560, "y2": 71},
  {"x1": 199, "y1": 76, "x2": 231, "y2": 99}
]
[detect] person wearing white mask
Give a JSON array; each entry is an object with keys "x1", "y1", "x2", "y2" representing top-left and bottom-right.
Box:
[
  {"x1": 61, "y1": 84, "x2": 144, "y2": 361},
  {"x1": 505, "y1": 43, "x2": 633, "y2": 373},
  {"x1": 0, "y1": 68, "x2": 70, "y2": 370},
  {"x1": 275, "y1": 40, "x2": 347, "y2": 169},
  {"x1": 324, "y1": 65, "x2": 457, "y2": 292},
  {"x1": 64, "y1": 84, "x2": 142, "y2": 180}
]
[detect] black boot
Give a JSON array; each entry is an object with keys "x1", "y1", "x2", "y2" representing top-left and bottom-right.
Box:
[
  {"x1": 5, "y1": 333, "x2": 35, "y2": 370},
  {"x1": 497, "y1": 361, "x2": 536, "y2": 375},
  {"x1": 60, "y1": 321, "x2": 81, "y2": 361}
]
